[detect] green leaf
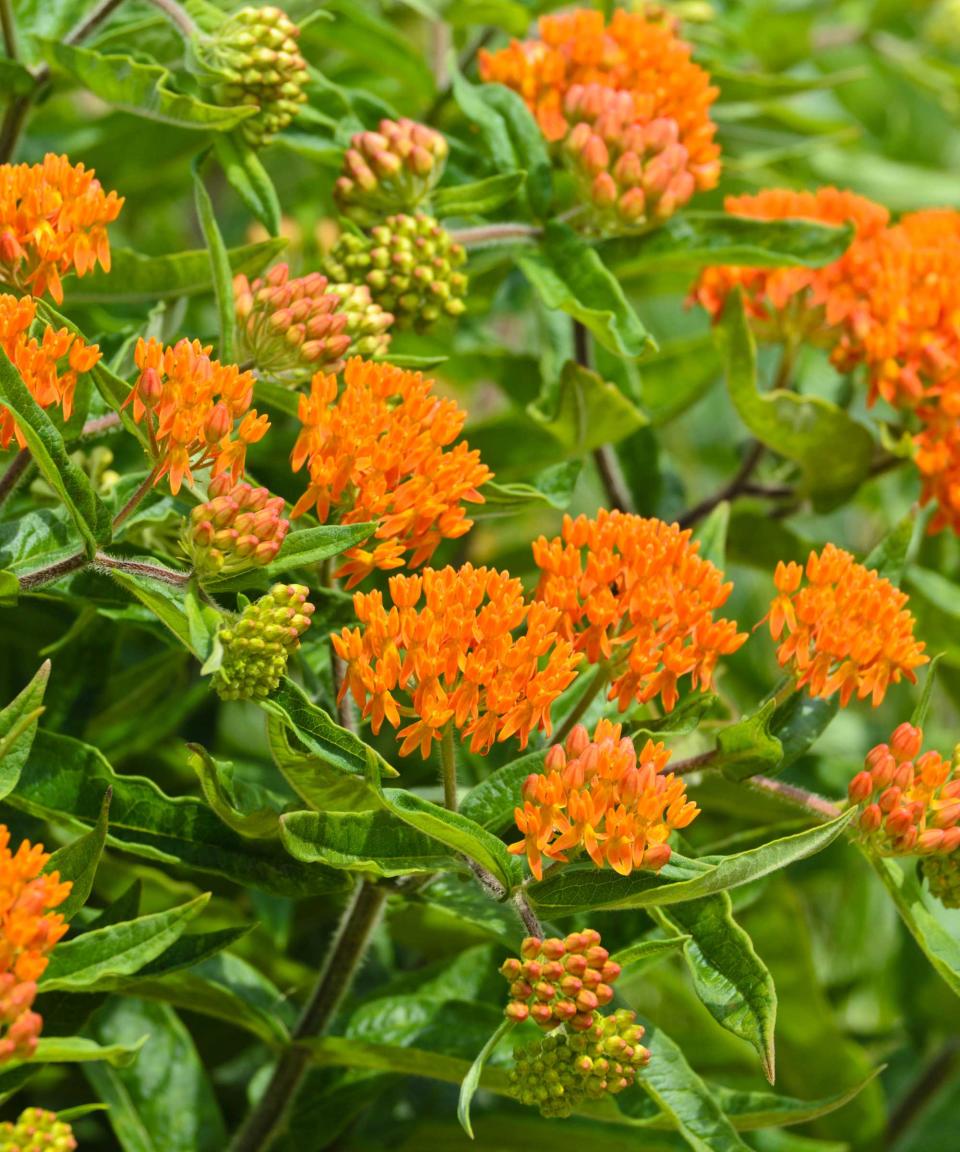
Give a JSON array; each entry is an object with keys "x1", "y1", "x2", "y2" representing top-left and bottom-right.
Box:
[
  {"x1": 694, "y1": 501, "x2": 729, "y2": 569},
  {"x1": 107, "y1": 569, "x2": 208, "y2": 657},
  {"x1": 188, "y1": 745, "x2": 281, "y2": 839},
  {"x1": 26, "y1": 1034, "x2": 146, "y2": 1068},
  {"x1": 8, "y1": 728, "x2": 347, "y2": 898},
  {"x1": 712, "y1": 1069, "x2": 883, "y2": 1131},
  {"x1": 460, "y1": 748, "x2": 544, "y2": 834},
  {"x1": 0, "y1": 56, "x2": 38, "y2": 96},
  {"x1": 528, "y1": 359, "x2": 648, "y2": 455},
  {"x1": 204, "y1": 522, "x2": 378, "y2": 591},
  {"x1": 0, "y1": 345, "x2": 112, "y2": 555},
  {"x1": 519, "y1": 223, "x2": 653, "y2": 358},
  {"x1": 84, "y1": 999, "x2": 227, "y2": 1152},
  {"x1": 213, "y1": 132, "x2": 282, "y2": 236},
  {"x1": 480, "y1": 461, "x2": 582, "y2": 515},
  {"x1": 610, "y1": 935, "x2": 689, "y2": 970},
  {"x1": 656, "y1": 893, "x2": 778, "y2": 1083},
  {"x1": 864, "y1": 509, "x2": 917, "y2": 583},
  {"x1": 46, "y1": 787, "x2": 111, "y2": 919},
  {"x1": 458, "y1": 1019, "x2": 515, "y2": 1138},
  {"x1": 434, "y1": 171, "x2": 526, "y2": 217},
  {"x1": 719, "y1": 293, "x2": 873, "y2": 506},
  {"x1": 41, "y1": 894, "x2": 210, "y2": 991},
  {"x1": 911, "y1": 654, "x2": 944, "y2": 729},
  {"x1": 65, "y1": 238, "x2": 285, "y2": 303},
  {"x1": 266, "y1": 713, "x2": 383, "y2": 813},
  {"x1": 767, "y1": 691, "x2": 839, "y2": 772},
  {"x1": 0, "y1": 660, "x2": 49, "y2": 801},
  {"x1": 40, "y1": 41, "x2": 258, "y2": 130},
  {"x1": 527, "y1": 812, "x2": 854, "y2": 915},
  {"x1": 718, "y1": 699, "x2": 784, "y2": 782},
  {"x1": 603, "y1": 212, "x2": 853, "y2": 277},
  {"x1": 192, "y1": 159, "x2": 235, "y2": 362}
]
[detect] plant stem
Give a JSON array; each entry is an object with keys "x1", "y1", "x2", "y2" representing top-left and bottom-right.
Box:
[
  {"x1": 440, "y1": 722, "x2": 458, "y2": 812},
  {"x1": 748, "y1": 775, "x2": 842, "y2": 821},
  {"x1": 553, "y1": 663, "x2": 610, "y2": 746},
  {"x1": 671, "y1": 749, "x2": 719, "y2": 776},
  {"x1": 449, "y1": 223, "x2": 542, "y2": 248},
  {"x1": 572, "y1": 319, "x2": 633, "y2": 513},
  {"x1": 95, "y1": 553, "x2": 191, "y2": 586},
  {"x1": 0, "y1": 447, "x2": 31, "y2": 506},
  {"x1": 0, "y1": 0, "x2": 18, "y2": 60},
  {"x1": 145, "y1": 0, "x2": 196, "y2": 37},
  {"x1": 677, "y1": 441, "x2": 765, "y2": 530},
  {"x1": 18, "y1": 551, "x2": 88, "y2": 590},
  {"x1": 513, "y1": 890, "x2": 543, "y2": 938},
  {"x1": 80, "y1": 411, "x2": 122, "y2": 439},
  {"x1": 227, "y1": 879, "x2": 387, "y2": 1152},
  {"x1": 887, "y1": 1038, "x2": 960, "y2": 1145},
  {"x1": 113, "y1": 468, "x2": 159, "y2": 529}
]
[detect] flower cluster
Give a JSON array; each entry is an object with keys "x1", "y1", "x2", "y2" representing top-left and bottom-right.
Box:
[
  {"x1": 181, "y1": 474, "x2": 289, "y2": 579},
  {"x1": 480, "y1": 8, "x2": 719, "y2": 192},
  {"x1": 510, "y1": 720, "x2": 697, "y2": 881},
  {"x1": 691, "y1": 187, "x2": 890, "y2": 342},
  {"x1": 533, "y1": 511, "x2": 746, "y2": 713},
  {"x1": 562, "y1": 84, "x2": 699, "y2": 232},
  {"x1": 767, "y1": 546, "x2": 928, "y2": 707},
  {"x1": 922, "y1": 851, "x2": 960, "y2": 909},
  {"x1": 128, "y1": 337, "x2": 268, "y2": 494},
  {"x1": 335, "y1": 118, "x2": 449, "y2": 225},
  {"x1": 0, "y1": 293, "x2": 101, "y2": 450},
  {"x1": 234, "y1": 263, "x2": 393, "y2": 385},
  {"x1": 849, "y1": 723, "x2": 960, "y2": 858},
  {"x1": 0, "y1": 827, "x2": 71, "y2": 1063},
  {"x1": 214, "y1": 583, "x2": 314, "y2": 700},
  {"x1": 333, "y1": 565, "x2": 581, "y2": 758},
  {"x1": 0, "y1": 1107, "x2": 76, "y2": 1151},
  {"x1": 500, "y1": 930, "x2": 620, "y2": 1031},
  {"x1": 290, "y1": 359, "x2": 491, "y2": 586},
  {"x1": 0, "y1": 153, "x2": 123, "y2": 303},
  {"x1": 194, "y1": 6, "x2": 309, "y2": 147},
  {"x1": 510, "y1": 1009, "x2": 650, "y2": 1118},
  {"x1": 324, "y1": 213, "x2": 467, "y2": 330}
]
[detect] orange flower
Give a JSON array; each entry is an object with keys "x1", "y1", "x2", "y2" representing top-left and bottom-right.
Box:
[
  {"x1": 691, "y1": 187, "x2": 889, "y2": 341},
  {"x1": 479, "y1": 8, "x2": 720, "y2": 189},
  {"x1": 127, "y1": 337, "x2": 268, "y2": 494},
  {"x1": 532, "y1": 511, "x2": 746, "y2": 713},
  {"x1": 291, "y1": 358, "x2": 492, "y2": 587},
  {"x1": 915, "y1": 391, "x2": 960, "y2": 534},
  {"x1": 0, "y1": 825, "x2": 71, "y2": 1063},
  {"x1": 0, "y1": 293, "x2": 101, "y2": 449},
  {"x1": 333, "y1": 565, "x2": 581, "y2": 758},
  {"x1": 766, "y1": 545, "x2": 928, "y2": 707},
  {"x1": 509, "y1": 719, "x2": 698, "y2": 880},
  {"x1": 0, "y1": 153, "x2": 123, "y2": 303},
  {"x1": 849, "y1": 723, "x2": 960, "y2": 856}
]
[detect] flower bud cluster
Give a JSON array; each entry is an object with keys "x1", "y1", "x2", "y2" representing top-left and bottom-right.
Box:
[
  {"x1": 922, "y1": 851, "x2": 960, "y2": 908},
  {"x1": 234, "y1": 264, "x2": 393, "y2": 385},
  {"x1": 562, "y1": 84, "x2": 697, "y2": 232},
  {"x1": 335, "y1": 119, "x2": 449, "y2": 225},
  {"x1": 214, "y1": 583, "x2": 314, "y2": 700},
  {"x1": 500, "y1": 930, "x2": 620, "y2": 1031},
  {"x1": 196, "y1": 6, "x2": 309, "y2": 147},
  {"x1": 324, "y1": 213, "x2": 467, "y2": 330},
  {"x1": 0, "y1": 973, "x2": 42, "y2": 1062},
  {"x1": 182, "y1": 474, "x2": 289, "y2": 579},
  {"x1": 509, "y1": 1009, "x2": 650, "y2": 1118},
  {"x1": 849, "y1": 723, "x2": 960, "y2": 856},
  {"x1": 0, "y1": 1107, "x2": 77, "y2": 1151}
]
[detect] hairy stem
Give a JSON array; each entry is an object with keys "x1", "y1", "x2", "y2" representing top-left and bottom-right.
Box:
[
  {"x1": 513, "y1": 890, "x2": 543, "y2": 938},
  {"x1": 441, "y1": 722, "x2": 458, "y2": 812},
  {"x1": 113, "y1": 467, "x2": 159, "y2": 529},
  {"x1": 671, "y1": 749, "x2": 719, "y2": 776},
  {"x1": 748, "y1": 775, "x2": 842, "y2": 821},
  {"x1": 227, "y1": 880, "x2": 387, "y2": 1152},
  {"x1": 95, "y1": 553, "x2": 191, "y2": 586},
  {"x1": 450, "y1": 223, "x2": 542, "y2": 248},
  {"x1": 80, "y1": 411, "x2": 122, "y2": 439},
  {"x1": 677, "y1": 441, "x2": 765, "y2": 530},
  {"x1": 145, "y1": 0, "x2": 196, "y2": 37},
  {"x1": 0, "y1": 447, "x2": 31, "y2": 507},
  {"x1": 18, "y1": 551, "x2": 88, "y2": 591}
]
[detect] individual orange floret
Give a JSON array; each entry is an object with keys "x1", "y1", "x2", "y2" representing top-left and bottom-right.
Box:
[
  {"x1": 126, "y1": 337, "x2": 268, "y2": 494},
  {"x1": 290, "y1": 358, "x2": 492, "y2": 588},
  {"x1": 0, "y1": 293, "x2": 101, "y2": 449},
  {"x1": 849, "y1": 723, "x2": 960, "y2": 856},
  {"x1": 479, "y1": 8, "x2": 720, "y2": 188},
  {"x1": 333, "y1": 565, "x2": 581, "y2": 758},
  {"x1": 692, "y1": 187, "x2": 889, "y2": 342},
  {"x1": 766, "y1": 545, "x2": 928, "y2": 707},
  {"x1": 500, "y1": 928, "x2": 621, "y2": 1030},
  {"x1": 509, "y1": 719, "x2": 698, "y2": 880},
  {"x1": 0, "y1": 153, "x2": 123, "y2": 303},
  {"x1": 0, "y1": 825, "x2": 71, "y2": 1064},
  {"x1": 532, "y1": 510, "x2": 746, "y2": 714}
]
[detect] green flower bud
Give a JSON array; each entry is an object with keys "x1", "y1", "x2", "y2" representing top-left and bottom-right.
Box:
[
  {"x1": 0, "y1": 1107, "x2": 77, "y2": 1151},
  {"x1": 335, "y1": 119, "x2": 450, "y2": 225},
  {"x1": 922, "y1": 851, "x2": 960, "y2": 909},
  {"x1": 214, "y1": 583, "x2": 314, "y2": 700}
]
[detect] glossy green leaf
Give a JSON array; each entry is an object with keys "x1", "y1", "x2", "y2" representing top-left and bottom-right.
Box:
[
  {"x1": 519, "y1": 223, "x2": 653, "y2": 358},
  {"x1": 712, "y1": 1069, "x2": 883, "y2": 1131},
  {"x1": 527, "y1": 812, "x2": 854, "y2": 914},
  {"x1": 719, "y1": 293, "x2": 873, "y2": 505},
  {"x1": 0, "y1": 659, "x2": 49, "y2": 800},
  {"x1": 610, "y1": 935, "x2": 689, "y2": 969},
  {"x1": 188, "y1": 744, "x2": 281, "y2": 839},
  {"x1": 911, "y1": 654, "x2": 944, "y2": 729},
  {"x1": 718, "y1": 699, "x2": 783, "y2": 781},
  {"x1": 458, "y1": 1019, "x2": 515, "y2": 1138},
  {"x1": 26, "y1": 1034, "x2": 146, "y2": 1068},
  {"x1": 266, "y1": 712, "x2": 383, "y2": 812},
  {"x1": 460, "y1": 748, "x2": 544, "y2": 833},
  {"x1": 656, "y1": 893, "x2": 778, "y2": 1083},
  {"x1": 768, "y1": 691, "x2": 839, "y2": 772},
  {"x1": 47, "y1": 787, "x2": 111, "y2": 919},
  {"x1": 204, "y1": 522, "x2": 378, "y2": 591},
  {"x1": 435, "y1": 171, "x2": 526, "y2": 217},
  {"x1": 192, "y1": 159, "x2": 234, "y2": 361},
  {"x1": 529, "y1": 359, "x2": 648, "y2": 455},
  {"x1": 863, "y1": 509, "x2": 917, "y2": 583},
  {"x1": 40, "y1": 41, "x2": 258, "y2": 130},
  {"x1": 107, "y1": 569, "x2": 206, "y2": 656},
  {"x1": 480, "y1": 461, "x2": 582, "y2": 515}
]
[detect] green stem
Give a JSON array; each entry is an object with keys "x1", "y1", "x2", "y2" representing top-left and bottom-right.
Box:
[
  {"x1": 145, "y1": 0, "x2": 196, "y2": 36},
  {"x1": 0, "y1": 446, "x2": 31, "y2": 506},
  {"x1": 553, "y1": 663, "x2": 610, "y2": 745},
  {"x1": 0, "y1": 0, "x2": 17, "y2": 59},
  {"x1": 748, "y1": 775, "x2": 842, "y2": 821},
  {"x1": 449, "y1": 222, "x2": 542, "y2": 248},
  {"x1": 441, "y1": 722, "x2": 458, "y2": 812},
  {"x1": 227, "y1": 880, "x2": 387, "y2": 1152}
]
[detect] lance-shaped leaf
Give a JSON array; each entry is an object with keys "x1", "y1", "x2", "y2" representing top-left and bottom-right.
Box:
[
  {"x1": 0, "y1": 659, "x2": 49, "y2": 800},
  {"x1": 47, "y1": 787, "x2": 111, "y2": 919},
  {"x1": 188, "y1": 745, "x2": 282, "y2": 839},
  {"x1": 203, "y1": 522, "x2": 377, "y2": 592},
  {"x1": 435, "y1": 171, "x2": 526, "y2": 217},
  {"x1": 611, "y1": 936, "x2": 689, "y2": 970},
  {"x1": 213, "y1": 132, "x2": 282, "y2": 236},
  {"x1": 15, "y1": 1034, "x2": 146, "y2": 1068},
  {"x1": 528, "y1": 359, "x2": 648, "y2": 455},
  {"x1": 192, "y1": 158, "x2": 235, "y2": 362},
  {"x1": 458, "y1": 1019, "x2": 516, "y2": 1138}
]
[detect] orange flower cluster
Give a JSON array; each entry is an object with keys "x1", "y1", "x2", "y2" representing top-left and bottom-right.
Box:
[
  {"x1": 500, "y1": 930, "x2": 621, "y2": 1031},
  {"x1": 290, "y1": 358, "x2": 492, "y2": 587},
  {"x1": 691, "y1": 187, "x2": 890, "y2": 340},
  {"x1": 532, "y1": 511, "x2": 746, "y2": 713},
  {"x1": 0, "y1": 153, "x2": 123, "y2": 303},
  {"x1": 0, "y1": 826, "x2": 71, "y2": 1063},
  {"x1": 128, "y1": 337, "x2": 268, "y2": 494},
  {"x1": 0, "y1": 293, "x2": 101, "y2": 449},
  {"x1": 333, "y1": 565, "x2": 581, "y2": 758},
  {"x1": 767, "y1": 545, "x2": 928, "y2": 707},
  {"x1": 479, "y1": 8, "x2": 719, "y2": 188},
  {"x1": 510, "y1": 719, "x2": 698, "y2": 881},
  {"x1": 849, "y1": 723, "x2": 960, "y2": 856}
]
